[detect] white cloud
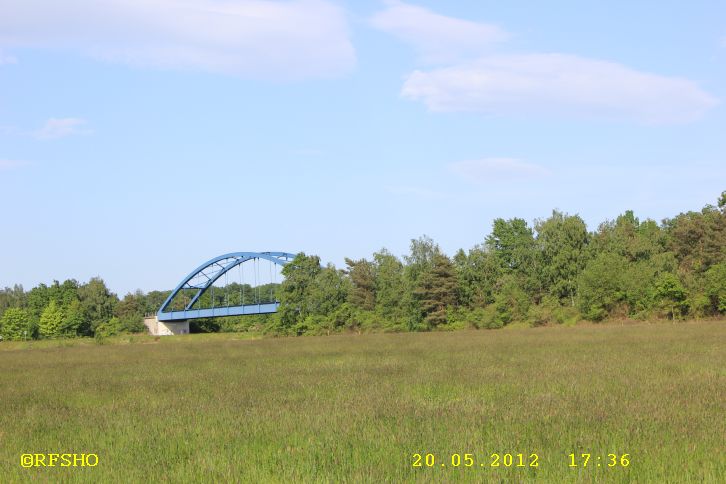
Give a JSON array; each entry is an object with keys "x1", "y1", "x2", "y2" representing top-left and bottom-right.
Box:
[
  {"x1": 0, "y1": 0, "x2": 354, "y2": 79},
  {"x1": 449, "y1": 158, "x2": 549, "y2": 183},
  {"x1": 0, "y1": 159, "x2": 29, "y2": 170},
  {"x1": 372, "y1": 3, "x2": 718, "y2": 124},
  {"x1": 371, "y1": 0, "x2": 507, "y2": 63},
  {"x1": 402, "y1": 54, "x2": 719, "y2": 124},
  {"x1": 35, "y1": 118, "x2": 90, "y2": 139}
]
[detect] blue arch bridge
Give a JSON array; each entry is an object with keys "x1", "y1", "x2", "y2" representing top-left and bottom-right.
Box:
[{"x1": 149, "y1": 252, "x2": 296, "y2": 334}]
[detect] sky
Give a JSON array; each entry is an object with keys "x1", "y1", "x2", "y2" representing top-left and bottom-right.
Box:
[{"x1": 1, "y1": 0, "x2": 725, "y2": 295}]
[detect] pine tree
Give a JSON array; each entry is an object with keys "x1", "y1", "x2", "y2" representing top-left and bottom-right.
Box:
[
  {"x1": 414, "y1": 253, "x2": 458, "y2": 328},
  {"x1": 345, "y1": 257, "x2": 376, "y2": 310}
]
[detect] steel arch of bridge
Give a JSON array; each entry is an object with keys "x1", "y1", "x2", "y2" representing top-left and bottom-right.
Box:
[{"x1": 158, "y1": 251, "x2": 297, "y2": 321}]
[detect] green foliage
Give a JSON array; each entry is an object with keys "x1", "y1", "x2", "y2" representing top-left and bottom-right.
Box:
[
  {"x1": 704, "y1": 262, "x2": 726, "y2": 313},
  {"x1": 39, "y1": 300, "x2": 64, "y2": 339},
  {"x1": 372, "y1": 249, "x2": 405, "y2": 321},
  {"x1": 277, "y1": 254, "x2": 349, "y2": 331},
  {"x1": 492, "y1": 275, "x2": 531, "y2": 326},
  {"x1": 309, "y1": 265, "x2": 350, "y2": 318},
  {"x1": 486, "y1": 218, "x2": 536, "y2": 271},
  {"x1": 578, "y1": 252, "x2": 627, "y2": 321},
  {"x1": 535, "y1": 210, "x2": 590, "y2": 305},
  {"x1": 0, "y1": 307, "x2": 35, "y2": 341},
  {"x1": 0, "y1": 284, "x2": 25, "y2": 318},
  {"x1": 95, "y1": 316, "x2": 122, "y2": 338},
  {"x1": 61, "y1": 299, "x2": 84, "y2": 337},
  {"x1": 652, "y1": 273, "x2": 689, "y2": 319},
  {"x1": 453, "y1": 247, "x2": 499, "y2": 308},
  {"x1": 404, "y1": 236, "x2": 444, "y2": 330},
  {"x1": 345, "y1": 257, "x2": 376, "y2": 310},
  {"x1": 486, "y1": 218, "x2": 541, "y2": 300},
  {"x1": 665, "y1": 205, "x2": 725, "y2": 274},
  {"x1": 189, "y1": 318, "x2": 222, "y2": 333},
  {"x1": 78, "y1": 277, "x2": 117, "y2": 335},
  {"x1": 413, "y1": 253, "x2": 458, "y2": 328}
]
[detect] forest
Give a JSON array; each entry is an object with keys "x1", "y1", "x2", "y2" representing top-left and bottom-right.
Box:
[{"x1": 1, "y1": 193, "x2": 724, "y2": 340}]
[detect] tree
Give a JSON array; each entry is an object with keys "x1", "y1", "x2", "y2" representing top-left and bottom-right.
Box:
[
  {"x1": 372, "y1": 249, "x2": 405, "y2": 322},
  {"x1": 0, "y1": 284, "x2": 25, "y2": 317},
  {"x1": 492, "y1": 274, "x2": 531, "y2": 326},
  {"x1": 665, "y1": 205, "x2": 725, "y2": 275},
  {"x1": 704, "y1": 262, "x2": 726, "y2": 313},
  {"x1": 308, "y1": 265, "x2": 350, "y2": 319},
  {"x1": 592, "y1": 212, "x2": 668, "y2": 264},
  {"x1": 345, "y1": 257, "x2": 376, "y2": 310},
  {"x1": 0, "y1": 307, "x2": 35, "y2": 341},
  {"x1": 144, "y1": 290, "x2": 171, "y2": 315},
  {"x1": 453, "y1": 246, "x2": 500, "y2": 308},
  {"x1": 39, "y1": 300, "x2": 64, "y2": 338},
  {"x1": 115, "y1": 290, "x2": 147, "y2": 333},
  {"x1": 78, "y1": 277, "x2": 117, "y2": 335},
  {"x1": 486, "y1": 218, "x2": 536, "y2": 271},
  {"x1": 413, "y1": 253, "x2": 458, "y2": 328},
  {"x1": 48, "y1": 279, "x2": 80, "y2": 307},
  {"x1": 278, "y1": 253, "x2": 323, "y2": 330},
  {"x1": 60, "y1": 299, "x2": 84, "y2": 337},
  {"x1": 652, "y1": 273, "x2": 689, "y2": 319},
  {"x1": 403, "y1": 236, "x2": 446, "y2": 328},
  {"x1": 577, "y1": 252, "x2": 628, "y2": 321},
  {"x1": 535, "y1": 211, "x2": 590, "y2": 305},
  {"x1": 486, "y1": 218, "x2": 540, "y2": 300},
  {"x1": 26, "y1": 283, "x2": 50, "y2": 322}
]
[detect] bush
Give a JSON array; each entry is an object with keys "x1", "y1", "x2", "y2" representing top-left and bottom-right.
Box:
[{"x1": 94, "y1": 317, "x2": 122, "y2": 338}]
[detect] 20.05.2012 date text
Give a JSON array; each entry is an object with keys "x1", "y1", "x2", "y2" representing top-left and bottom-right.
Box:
[{"x1": 412, "y1": 453, "x2": 539, "y2": 468}]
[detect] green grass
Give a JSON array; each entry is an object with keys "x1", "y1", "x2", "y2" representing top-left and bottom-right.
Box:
[{"x1": 1, "y1": 321, "x2": 724, "y2": 483}]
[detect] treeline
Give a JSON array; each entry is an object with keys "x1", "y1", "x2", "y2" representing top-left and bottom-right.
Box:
[
  {"x1": 271, "y1": 192, "x2": 725, "y2": 335},
  {"x1": 1, "y1": 193, "x2": 724, "y2": 340},
  {"x1": 0, "y1": 279, "x2": 172, "y2": 340}
]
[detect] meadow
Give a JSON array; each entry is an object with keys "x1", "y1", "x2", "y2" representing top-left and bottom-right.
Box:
[{"x1": 0, "y1": 321, "x2": 724, "y2": 483}]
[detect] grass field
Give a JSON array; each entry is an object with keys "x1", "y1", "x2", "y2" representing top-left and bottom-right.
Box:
[{"x1": 1, "y1": 321, "x2": 724, "y2": 483}]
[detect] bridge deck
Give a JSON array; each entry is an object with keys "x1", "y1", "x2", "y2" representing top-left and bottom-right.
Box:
[{"x1": 157, "y1": 302, "x2": 280, "y2": 321}]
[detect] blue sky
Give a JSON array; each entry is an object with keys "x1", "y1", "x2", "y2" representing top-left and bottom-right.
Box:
[{"x1": 1, "y1": 0, "x2": 725, "y2": 295}]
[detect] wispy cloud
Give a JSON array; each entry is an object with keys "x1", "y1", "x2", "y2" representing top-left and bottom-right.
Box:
[
  {"x1": 0, "y1": 0, "x2": 355, "y2": 80},
  {"x1": 371, "y1": 0, "x2": 507, "y2": 63},
  {"x1": 450, "y1": 158, "x2": 549, "y2": 183},
  {"x1": 35, "y1": 118, "x2": 90, "y2": 139},
  {"x1": 403, "y1": 54, "x2": 718, "y2": 124},
  {"x1": 374, "y1": 3, "x2": 718, "y2": 124},
  {"x1": 0, "y1": 159, "x2": 29, "y2": 170}
]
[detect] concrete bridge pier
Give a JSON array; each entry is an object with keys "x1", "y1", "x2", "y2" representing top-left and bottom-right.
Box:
[{"x1": 143, "y1": 316, "x2": 190, "y2": 336}]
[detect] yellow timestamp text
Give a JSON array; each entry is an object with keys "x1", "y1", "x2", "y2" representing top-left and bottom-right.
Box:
[
  {"x1": 412, "y1": 452, "x2": 539, "y2": 468},
  {"x1": 568, "y1": 453, "x2": 630, "y2": 468}
]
